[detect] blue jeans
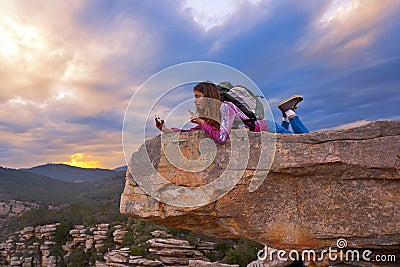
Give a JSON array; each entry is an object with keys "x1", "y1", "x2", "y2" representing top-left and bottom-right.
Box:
[{"x1": 266, "y1": 116, "x2": 309, "y2": 134}]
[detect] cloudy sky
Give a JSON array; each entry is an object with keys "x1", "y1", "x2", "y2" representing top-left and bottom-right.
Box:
[{"x1": 1, "y1": 0, "x2": 399, "y2": 169}]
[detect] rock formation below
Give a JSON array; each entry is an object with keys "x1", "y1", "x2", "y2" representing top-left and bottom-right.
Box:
[
  {"x1": 0, "y1": 200, "x2": 42, "y2": 227},
  {"x1": 120, "y1": 120, "x2": 400, "y2": 251},
  {"x1": 1, "y1": 224, "x2": 222, "y2": 266}
]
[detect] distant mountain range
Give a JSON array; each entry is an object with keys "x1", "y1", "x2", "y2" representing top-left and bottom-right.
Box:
[
  {"x1": 0, "y1": 167, "x2": 87, "y2": 204},
  {"x1": 113, "y1": 166, "x2": 127, "y2": 172},
  {"x1": 0, "y1": 165, "x2": 126, "y2": 242},
  {"x1": 0, "y1": 166, "x2": 125, "y2": 204},
  {"x1": 20, "y1": 163, "x2": 121, "y2": 182}
]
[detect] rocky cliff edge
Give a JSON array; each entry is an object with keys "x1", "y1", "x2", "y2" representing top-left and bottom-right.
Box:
[{"x1": 120, "y1": 120, "x2": 400, "y2": 251}]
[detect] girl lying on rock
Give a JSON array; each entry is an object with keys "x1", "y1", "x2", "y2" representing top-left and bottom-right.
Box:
[{"x1": 155, "y1": 81, "x2": 309, "y2": 145}]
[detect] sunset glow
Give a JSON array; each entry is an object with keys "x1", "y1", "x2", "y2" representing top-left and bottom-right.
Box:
[
  {"x1": 0, "y1": 17, "x2": 44, "y2": 63},
  {"x1": 62, "y1": 153, "x2": 102, "y2": 169}
]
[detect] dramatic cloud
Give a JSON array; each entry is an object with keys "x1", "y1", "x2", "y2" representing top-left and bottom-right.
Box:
[
  {"x1": 182, "y1": 0, "x2": 265, "y2": 32},
  {"x1": 298, "y1": 0, "x2": 400, "y2": 62},
  {"x1": 0, "y1": 0, "x2": 159, "y2": 168},
  {"x1": 1, "y1": 0, "x2": 399, "y2": 169}
]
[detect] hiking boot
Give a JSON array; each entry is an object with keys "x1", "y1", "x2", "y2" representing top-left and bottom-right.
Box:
[{"x1": 278, "y1": 95, "x2": 303, "y2": 117}]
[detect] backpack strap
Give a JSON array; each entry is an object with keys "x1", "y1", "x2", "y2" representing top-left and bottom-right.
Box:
[
  {"x1": 224, "y1": 101, "x2": 257, "y2": 131},
  {"x1": 241, "y1": 119, "x2": 257, "y2": 131},
  {"x1": 222, "y1": 92, "x2": 257, "y2": 120}
]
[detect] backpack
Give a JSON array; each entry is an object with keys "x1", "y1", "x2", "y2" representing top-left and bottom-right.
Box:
[{"x1": 216, "y1": 81, "x2": 265, "y2": 131}]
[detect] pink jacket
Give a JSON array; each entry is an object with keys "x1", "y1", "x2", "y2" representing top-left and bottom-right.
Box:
[{"x1": 172, "y1": 102, "x2": 267, "y2": 144}]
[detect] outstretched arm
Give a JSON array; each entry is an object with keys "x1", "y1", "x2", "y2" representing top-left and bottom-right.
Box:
[{"x1": 155, "y1": 116, "x2": 175, "y2": 133}]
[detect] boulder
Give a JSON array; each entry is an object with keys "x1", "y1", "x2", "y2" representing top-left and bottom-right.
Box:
[
  {"x1": 129, "y1": 256, "x2": 164, "y2": 266},
  {"x1": 113, "y1": 229, "x2": 128, "y2": 244},
  {"x1": 104, "y1": 249, "x2": 129, "y2": 263},
  {"x1": 196, "y1": 241, "x2": 216, "y2": 251},
  {"x1": 120, "y1": 120, "x2": 400, "y2": 251}
]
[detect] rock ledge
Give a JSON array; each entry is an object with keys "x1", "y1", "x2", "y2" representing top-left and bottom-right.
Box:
[{"x1": 120, "y1": 120, "x2": 400, "y2": 250}]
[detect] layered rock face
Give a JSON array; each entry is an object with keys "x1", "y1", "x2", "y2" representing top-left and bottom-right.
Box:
[
  {"x1": 1, "y1": 225, "x2": 223, "y2": 266},
  {"x1": 120, "y1": 120, "x2": 400, "y2": 251},
  {"x1": 0, "y1": 224, "x2": 60, "y2": 267},
  {"x1": 0, "y1": 200, "x2": 42, "y2": 227}
]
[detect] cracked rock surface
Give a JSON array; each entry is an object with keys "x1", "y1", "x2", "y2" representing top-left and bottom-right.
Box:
[{"x1": 120, "y1": 120, "x2": 400, "y2": 251}]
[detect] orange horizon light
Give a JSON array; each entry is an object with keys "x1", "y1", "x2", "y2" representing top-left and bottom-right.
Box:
[{"x1": 61, "y1": 153, "x2": 102, "y2": 169}]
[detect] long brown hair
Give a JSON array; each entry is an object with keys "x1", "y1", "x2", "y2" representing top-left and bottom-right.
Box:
[{"x1": 193, "y1": 81, "x2": 221, "y2": 129}]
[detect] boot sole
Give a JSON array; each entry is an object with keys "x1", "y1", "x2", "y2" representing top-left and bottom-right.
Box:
[{"x1": 278, "y1": 95, "x2": 303, "y2": 110}]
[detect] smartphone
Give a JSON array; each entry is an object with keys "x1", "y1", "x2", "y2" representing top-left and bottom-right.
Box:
[{"x1": 155, "y1": 115, "x2": 162, "y2": 124}]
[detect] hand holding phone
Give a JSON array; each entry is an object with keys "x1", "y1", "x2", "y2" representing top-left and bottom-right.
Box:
[{"x1": 155, "y1": 115, "x2": 164, "y2": 131}]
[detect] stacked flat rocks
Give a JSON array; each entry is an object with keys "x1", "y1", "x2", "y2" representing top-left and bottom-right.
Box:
[
  {"x1": 0, "y1": 223, "x2": 59, "y2": 267},
  {"x1": 62, "y1": 223, "x2": 112, "y2": 254},
  {"x1": 100, "y1": 248, "x2": 163, "y2": 267},
  {"x1": 147, "y1": 238, "x2": 209, "y2": 266},
  {"x1": 1, "y1": 224, "x2": 227, "y2": 267},
  {"x1": 94, "y1": 224, "x2": 110, "y2": 251},
  {"x1": 113, "y1": 225, "x2": 128, "y2": 245},
  {"x1": 63, "y1": 224, "x2": 93, "y2": 254},
  {"x1": 98, "y1": 230, "x2": 218, "y2": 267}
]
